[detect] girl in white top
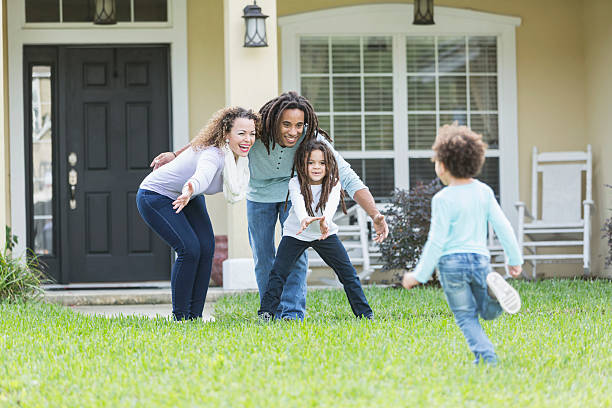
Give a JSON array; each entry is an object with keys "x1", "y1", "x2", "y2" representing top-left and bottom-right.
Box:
[
  {"x1": 137, "y1": 106, "x2": 259, "y2": 321},
  {"x1": 258, "y1": 140, "x2": 373, "y2": 320}
]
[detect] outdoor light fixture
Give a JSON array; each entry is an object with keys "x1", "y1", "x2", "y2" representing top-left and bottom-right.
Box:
[
  {"x1": 242, "y1": 1, "x2": 268, "y2": 47},
  {"x1": 94, "y1": 0, "x2": 117, "y2": 25},
  {"x1": 413, "y1": 0, "x2": 435, "y2": 25}
]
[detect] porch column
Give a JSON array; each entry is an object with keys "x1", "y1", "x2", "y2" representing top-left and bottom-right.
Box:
[
  {"x1": 0, "y1": 1, "x2": 7, "y2": 250},
  {"x1": 222, "y1": 0, "x2": 278, "y2": 285}
]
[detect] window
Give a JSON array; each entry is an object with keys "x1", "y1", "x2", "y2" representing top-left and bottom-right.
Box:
[
  {"x1": 25, "y1": 0, "x2": 168, "y2": 23},
  {"x1": 281, "y1": 4, "x2": 520, "y2": 212}
]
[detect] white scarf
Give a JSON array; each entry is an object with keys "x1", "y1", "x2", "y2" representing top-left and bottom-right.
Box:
[{"x1": 222, "y1": 145, "x2": 250, "y2": 203}]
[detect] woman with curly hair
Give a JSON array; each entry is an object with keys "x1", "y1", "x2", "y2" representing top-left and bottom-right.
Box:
[{"x1": 137, "y1": 106, "x2": 259, "y2": 321}]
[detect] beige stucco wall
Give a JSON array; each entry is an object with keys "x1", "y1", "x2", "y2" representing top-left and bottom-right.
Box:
[
  {"x1": 584, "y1": 0, "x2": 612, "y2": 278},
  {"x1": 187, "y1": 0, "x2": 228, "y2": 235}
]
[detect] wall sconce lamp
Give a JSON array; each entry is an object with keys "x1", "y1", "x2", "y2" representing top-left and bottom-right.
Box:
[
  {"x1": 94, "y1": 0, "x2": 117, "y2": 25},
  {"x1": 243, "y1": 1, "x2": 268, "y2": 47},
  {"x1": 413, "y1": 0, "x2": 435, "y2": 25}
]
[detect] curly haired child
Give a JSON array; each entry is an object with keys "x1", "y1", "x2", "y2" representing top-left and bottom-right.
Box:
[{"x1": 402, "y1": 123, "x2": 522, "y2": 365}]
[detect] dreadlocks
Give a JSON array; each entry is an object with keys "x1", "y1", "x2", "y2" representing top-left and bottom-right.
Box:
[
  {"x1": 289, "y1": 140, "x2": 347, "y2": 217},
  {"x1": 258, "y1": 91, "x2": 331, "y2": 154}
]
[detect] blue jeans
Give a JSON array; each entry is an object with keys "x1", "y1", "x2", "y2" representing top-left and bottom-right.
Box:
[
  {"x1": 259, "y1": 235, "x2": 372, "y2": 318},
  {"x1": 438, "y1": 253, "x2": 503, "y2": 365},
  {"x1": 136, "y1": 189, "x2": 215, "y2": 320},
  {"x1": 247, "y1": 200, "x2": 308, "y2": 319}
]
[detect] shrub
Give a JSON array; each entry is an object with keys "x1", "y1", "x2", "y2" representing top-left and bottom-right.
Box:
[
  {"x1": 602, "y1": 185, "x2": 612, "y2": 268},
  {"x1": 379, "y1": 179, "x2": 442, "y2": 282},
  {"x1": 0, "y1": 227, "x2": 47, "y2": 302}
]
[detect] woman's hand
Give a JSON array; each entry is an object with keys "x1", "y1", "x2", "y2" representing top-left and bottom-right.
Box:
[
  {"x1": 508, "y1": 265, "x2": 523, "y2": 278},
  {"x1": 150, "y1": 152, "x2": 175, "y2": 170},
  {"x1": 319, "y1": 217, "x2": 329, "y2": 240},
  {"x1": 172, "y1": 182, "x2": 194, "y2": 214},
  {"x1": 401, "y1": 272, "x2": 419, "y2": 289},
  {"x1": 372, "y1": 213, "x2": 388, "y2": 243},
  {"x1": 297, "y1": 216, "x2": 323, "y2": 235}
]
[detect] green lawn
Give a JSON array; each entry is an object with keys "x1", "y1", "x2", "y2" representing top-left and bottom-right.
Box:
[{"x1": 1, "y1": 280, "x2": 610, "y2": 407}]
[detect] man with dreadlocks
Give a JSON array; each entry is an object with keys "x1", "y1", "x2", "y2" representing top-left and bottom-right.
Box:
[{"x1": 151, "y1": 91, "x2": 388, "y2": 320}]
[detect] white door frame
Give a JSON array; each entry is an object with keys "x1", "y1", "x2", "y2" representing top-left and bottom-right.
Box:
[{"x1": 7, "y1": 1, "x2": 189, "y2": 255}]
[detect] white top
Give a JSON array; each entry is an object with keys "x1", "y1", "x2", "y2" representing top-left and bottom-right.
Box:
[
  {"x1": 283, "y1": 176, "x2": 341, "y2": 241},
  {"x1": 139, "y1": 146, "x2": 224, "y2": 200}
]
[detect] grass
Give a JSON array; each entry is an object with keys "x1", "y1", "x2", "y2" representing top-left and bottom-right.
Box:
[{"x1": 1, "y1": 280, "x2": 610, "y2": 407}]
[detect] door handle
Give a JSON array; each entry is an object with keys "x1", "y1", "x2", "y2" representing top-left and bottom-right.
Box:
[{"x1": 69, "y1": 168, "x2": 77, "y2": 210}]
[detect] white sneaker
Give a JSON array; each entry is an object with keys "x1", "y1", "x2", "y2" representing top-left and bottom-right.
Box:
[{"x1": 486, "y1": 272, "x2": 521, "y2": 314}]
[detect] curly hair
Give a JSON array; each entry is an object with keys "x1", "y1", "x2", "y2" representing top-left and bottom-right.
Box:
[
  {"x1": 432, "y1": 123, "x2": 488, "y2": 178},
  {"x1": 259, "y1": 91, "x2": 331, "y2": 154},
  {"x1": 191, "y1": 106, "x2": 260, "y2": 150},
  {"x1": 285, "y1": 140, "x2": 347, "y2": 217}
]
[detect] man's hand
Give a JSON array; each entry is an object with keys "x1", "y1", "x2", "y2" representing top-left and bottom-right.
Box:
[
  {"x1": 297, "y1": 216, "x2": 323, "y2": 235},
  {"x1": 372, "y1": 213, "x2": 388, "y2": 243},
  {"x1": 172, "y1": 182, "x2": 193, "y2": 214},
  {"x1": 508, "y1": 265, "x2": 522, "y2": 278},
  {"x1": 150, "y1": 152, "x2": 176, "y2": 170},
  {"x1": 319, "y1": 217, "x2": 329, "y2": 240},
  {"x1": 402, "y1": 272, "x2": 420, "y2": 289}
]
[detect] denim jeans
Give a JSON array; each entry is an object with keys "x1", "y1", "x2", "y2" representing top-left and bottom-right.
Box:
[
  {"x1": 136, "y1": 189, "x2": 215, "y2": 320},
  {"x1": 438, "y1": 253, "x2": 503, "y2": 365},
  {"x1": 247, "y1": 200, "x2": 308, "y2": 319},
  {"x1": 259, "y1": 235, "x2": 372, "y2": 318}
]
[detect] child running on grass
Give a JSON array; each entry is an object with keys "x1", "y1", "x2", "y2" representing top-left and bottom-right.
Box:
[
  {"x1": 402, "y1": 123, "x2": 522, "y2": 365},
  {"x1": 258, "y1": 140, "x2": 374, "y2": 320}
]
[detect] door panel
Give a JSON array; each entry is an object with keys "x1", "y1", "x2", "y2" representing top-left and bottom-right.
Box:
[{"x1": 58, "y1": 46, "x2": 171, "y2": 283}]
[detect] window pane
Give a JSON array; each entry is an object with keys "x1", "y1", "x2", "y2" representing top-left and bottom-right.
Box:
[
  {"x1": 31, "y1": 66, "x2": 54, "y2": 255},
  {"x1": 407, "y1": 76, "x2": 435, "y2": 111},
  {"x1": 333, "y1": 77, "x2": 361, "y2": 111},
  {"x1": 134, "y1": 0, "x2": 167, "y2": 22},
  {"x1": 301, "y1": 37, "x2": 329, "y2": 74},
  {"x1": 408, "y1": 114, "x2": 436, "y2": 150},
  {"x1": 409, "y1": 158, "x2": 436, "y2": 187},
  {"x1": 62, "y1": 0, "x2": 94, "y2": 22},
  {"x1": 347, "y1": 159, "x2": 395, "y2": 200},
  {"x1": 470, "y1": 76, "x2": 498, "y2": 111},
  {"x1": 439, "y1": 76, "x2": 467, "y2": 111},
  {"x1": 302, "y1": 77, "x2": 330, "y2": 112},
  {"x1": 406, "y1": 37, "x2": 435, "y2": 73},
  {"x1": 332, "y1": 37, "x2": 360, "y2": 74},
  {"x1": 317, "y1": 115, "x2": 330, "y2": 135},
  {"x1": 333, "y1": 115, "x2": 361, "y2": 150},
  {"x1": 365, "y1": 115, "x2": 393, "y2": 150},
  {"x1": 363, "y1": 36, "x2": 392, "y2": 73},
  {"x1": 439, "y1": 113, "x2": 467, "y2": 127},
  {"x1": 470, "y1": 114, "x2": 499, "y2": 148},
  {"x1": 364, "y1": 77, "x2": 392, "y2": 111},
  {"x1": 26, "y1": 0, "x2": 60, "y2": 22},
  {"x1": 116, "y1": 0, "x2": 131, "y2": 22},
  {"x1": 479, "y1": 158, "x2": 500, "y2": 200},
  {"x1": 469, "y1": 37, "x2": 497, "y2": 73},
  {"x1": 438, "y1": 37, "x2": 466, "y2": 73}
]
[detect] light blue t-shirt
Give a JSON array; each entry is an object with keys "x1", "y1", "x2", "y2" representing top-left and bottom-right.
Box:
[
  {"x1": 414, "y1": 179, "x2": 523, "y2": 283},
  {"x1": 247, "y1": 133, "x2": 367, "y2": 203}
]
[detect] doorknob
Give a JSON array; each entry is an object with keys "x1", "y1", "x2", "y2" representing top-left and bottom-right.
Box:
[{"x1": 69, "y1": 168, "x2": 77, "y2": 210}]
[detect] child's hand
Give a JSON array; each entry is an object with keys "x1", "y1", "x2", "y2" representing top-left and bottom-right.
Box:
[
  {"x1": 401, "y1": 272, "x2": 420, "y2": 289},
  {"x1": 508, "y1": 265, "x2": 522, "y2": 278},
  {"x1": 319, "y1": 217, "x2": 329, "y2": 240},
  {"x1": 297, "y1": 216, "x2": 323, "y2": 235},
  {"x1": 150, "y1": 151, "x2": 176, "y2": 170},
  {"x1": 172, "y1": 182, "x2": 193, "y2": 214}
]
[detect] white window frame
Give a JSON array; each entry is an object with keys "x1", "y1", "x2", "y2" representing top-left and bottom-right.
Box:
[
  {"x1": 7, "y1": 0, "x2": 189, "y2": 255},
  {"x1": 279, "y1": 4, "x2": 521, "y2": 227}
]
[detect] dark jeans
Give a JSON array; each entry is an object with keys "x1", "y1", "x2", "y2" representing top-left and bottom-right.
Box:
[
  {"x1": 259, "y1": 235, "x2": 373, "y2": 318},
  {"x1": 136, "y1": 189, "x2": 214, "y2": 320}
]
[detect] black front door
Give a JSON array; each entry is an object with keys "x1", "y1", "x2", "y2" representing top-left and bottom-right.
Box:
[{"x1": 25, "y1": 45, "x2": 171, "y2": 283}]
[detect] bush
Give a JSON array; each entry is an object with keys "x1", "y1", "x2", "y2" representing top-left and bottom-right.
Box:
[
  {"x1": 602, "y1": 185, "x2": 612, "y2": 268},
  {"x1": 0, "y1": 227, "x2": 47, "y2": 302},
  {"x1": 379, "y1": 179, "x2": 443, "y2": 281}
]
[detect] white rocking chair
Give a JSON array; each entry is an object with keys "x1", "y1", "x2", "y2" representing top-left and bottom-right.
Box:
[{"x1": 515, "y1": 145, "x2": 593, "y2": 278}]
